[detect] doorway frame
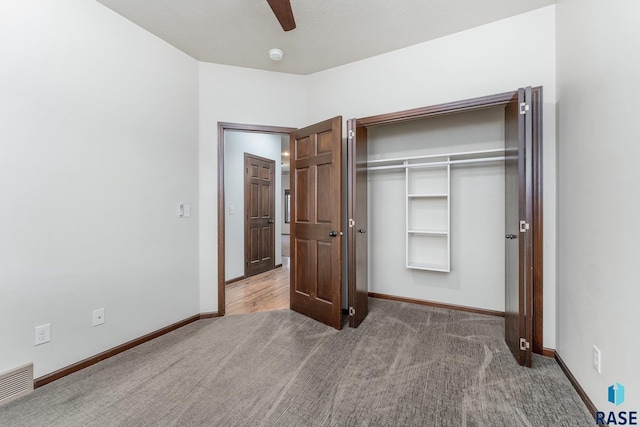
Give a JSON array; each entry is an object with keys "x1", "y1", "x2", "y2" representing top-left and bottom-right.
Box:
[
  {"x1": 218, "y1": 122, "x2": 297, "y2": 316},
  {"x1": 352, "y1": 88, "x2": 545, "y2": 353}
]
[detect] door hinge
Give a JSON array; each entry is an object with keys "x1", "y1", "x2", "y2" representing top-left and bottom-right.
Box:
[
  {"x1": 348, "y1": 130, "x2": 355, "y2": 139},
  {"x1": 519, "y1": 220, "x2": 530, "y2": 233},
  {"x1": 349, "y1": 307, "x2": 355, "y2": 316},
  {"x1": 348, "y1": 218, "x2": 355, "y2": 228},
  {"x1": 520, "y1": 338, "x2": 530, "y2": 351},
  {"x1": 519, "y1": 102, "x2": 530, "y2": 115}
]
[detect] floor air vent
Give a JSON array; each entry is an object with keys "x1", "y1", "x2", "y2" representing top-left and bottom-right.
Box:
[{"x1": 0, "y1": 363, "x2": 34, "y2": 405}]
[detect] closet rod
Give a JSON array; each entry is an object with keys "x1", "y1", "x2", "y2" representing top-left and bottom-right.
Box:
[
  {"x1": 366, "y1": 148, "x2": 505, "y2": 165},
  {"x1": 367, "y1": 156, "x2": 505, "y2": 171}
]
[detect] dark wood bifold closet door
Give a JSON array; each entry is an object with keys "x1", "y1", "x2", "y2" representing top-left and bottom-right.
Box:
[
  {"x1": 244, "y1": 153, "x2": 276, "y2": 277},
  {"x1": 347, "y1": 119, "x2": 369, "y2": 327},
  {"x1": 290, "y1": 117, "x2": 343, "y2": 330},
  {"x1": 504, "y1": 87, "x2": 534, "y2": 367}
]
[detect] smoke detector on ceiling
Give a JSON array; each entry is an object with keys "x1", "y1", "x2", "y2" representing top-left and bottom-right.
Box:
[{"x1": 269, "y1": 48, "x2": 284, "y2": 62}]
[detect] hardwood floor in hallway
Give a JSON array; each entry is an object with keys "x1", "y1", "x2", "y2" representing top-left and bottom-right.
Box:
[{"x1": 225, "y1": 257, "x2": 290, "y2": 315}]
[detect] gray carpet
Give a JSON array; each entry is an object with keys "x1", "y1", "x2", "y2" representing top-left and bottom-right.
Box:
[{"x1": 0, "y1": 299, "x2": 593, "y2": 426}]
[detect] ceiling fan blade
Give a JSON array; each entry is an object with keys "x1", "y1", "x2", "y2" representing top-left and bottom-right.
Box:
[{"x1": 266, "y1": 0, "x2": 296, "y2": 31}]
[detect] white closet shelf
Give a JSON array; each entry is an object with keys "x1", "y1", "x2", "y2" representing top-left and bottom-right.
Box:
[
  {"x1": 406, "y1": 262, "x2": 450, "y2": 273},
  {"x1": 405, "y1": 155, "x2": 451, "y2": 272},
  {"x1": 368, "y1": 148, "x2": 506, "y2": 172},
  {"x1": 368, "y1": 148, "x2": 504, "y2": 165},
  {"x1": 408, "y1": 193, "x2": 448, "y2": 198},
  {"x1": 408, "y1": 230, "x2": 448, "y2": 236}
]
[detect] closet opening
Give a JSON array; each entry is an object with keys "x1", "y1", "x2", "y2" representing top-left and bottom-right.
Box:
[{"x1": 347, "y1": 87, "x2": 543, "y2": 366}]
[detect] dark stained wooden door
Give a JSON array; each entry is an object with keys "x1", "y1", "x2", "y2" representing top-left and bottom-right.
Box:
[
  {"x1": 504, "y1": 87, "x2": 534, "y2": 367},
  {"x1": 347, "y1": 119, "x2": 368, "y2": 327},
  {"x1": 244, "y1": 153, "x2": 276, "y2": 277},
  {"x1": 290, "y1": 116, "x2": 343, "y2": 330}
]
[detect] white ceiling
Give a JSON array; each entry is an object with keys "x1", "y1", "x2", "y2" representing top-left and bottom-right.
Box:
[{"x1": 96, "y1": 0, "x2": 554, "y2": 75}]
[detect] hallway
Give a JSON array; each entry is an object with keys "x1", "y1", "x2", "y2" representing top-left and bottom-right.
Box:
[{"x1": 225, "y1": 257, "x2": 290, "y2": 315}]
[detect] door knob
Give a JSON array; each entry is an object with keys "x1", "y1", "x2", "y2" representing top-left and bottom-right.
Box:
[
  {"x1": 505, "y1": 234, "x2": 517, "y2": 239},
  {"x1": 329, "y1": 231, "x2": 338, "y2": 237},
  {"x1": 358, "y1": 229, "x2": 367, "y2": 234},
  {"x1": 268, "y1": 220, "x2": 275, "y2": 224}
]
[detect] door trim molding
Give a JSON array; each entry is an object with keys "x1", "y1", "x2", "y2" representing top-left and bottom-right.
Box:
[
  {"x1": 217, "y1": 122, "x2": 296, "y2": 316},
  {"x1": 353, "y1": 88, "x2": 544, "y2": 353},
  {"x1": 531, "y1": 88, "x2": 544, "y2": 354},
  {"x1": 356, "y1": 91, "x2": 516, "y2": 126}
]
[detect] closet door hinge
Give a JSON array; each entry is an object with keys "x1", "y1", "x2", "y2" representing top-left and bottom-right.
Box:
[
  {"x1": 348, "y1": 130, "x2": 355, "y2": 139},
  {"x1": 349, "y1": 307, "x2": 356, "y2": 316},
  {"x1": 520, "y1": 338, "x2": 530, "y2": 351},
  {"x1": 519, "y1": 103, "x2": 530, "y2": 115},
  {"x1": 349, "y1": 218, "x2": 355, "y2": 228},
  {"x1": 519, "y1": 220, "x2": 530, "y2": 233}
]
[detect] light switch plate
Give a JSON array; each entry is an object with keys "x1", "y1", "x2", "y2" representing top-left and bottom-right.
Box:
[{"x1": 178, "y1": 203, "x2": 190, "y2": 218}]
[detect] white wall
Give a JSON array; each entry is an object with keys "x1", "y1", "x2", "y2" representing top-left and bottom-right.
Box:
[
  {"x1": 198, "y1": 63, "x2": 307, "y2": 312},
  {"x1": 306, "y1": 6, "x2": 558, "y2": 348},
  {"x1": 556, "y1": 0, "x2": 640, "y2": 410},
  {"x1": 367, "y1": 108, "x2": 505, "y2": 311},
  {"x1": 0, "y1": 0, "x2": 199, "y2": 378},
  {"x1": 0, "y1": 1, "x2": 563, "y2": 383},
  {"x1": 224, "y1": 131, "x2": 282, "y2": 280}
]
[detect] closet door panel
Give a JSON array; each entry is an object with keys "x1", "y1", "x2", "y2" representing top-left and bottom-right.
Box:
[
  {"x1": 504, "y1": 87, "x2": 534, "y2": 367},
  {"x1": 348, "y1": 120, "x2": 369, "y2": 328}
]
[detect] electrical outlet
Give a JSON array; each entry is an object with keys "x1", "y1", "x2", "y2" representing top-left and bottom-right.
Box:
[
  {"x1": 593, "y1": 345, "x2": 602, "y2": 374},
  {"x1": 34, "y1": 324, "x2": 51, "y2": 346},
  {"x1": 93, "y1": 308, "x2": 105, "y2": 326}
]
